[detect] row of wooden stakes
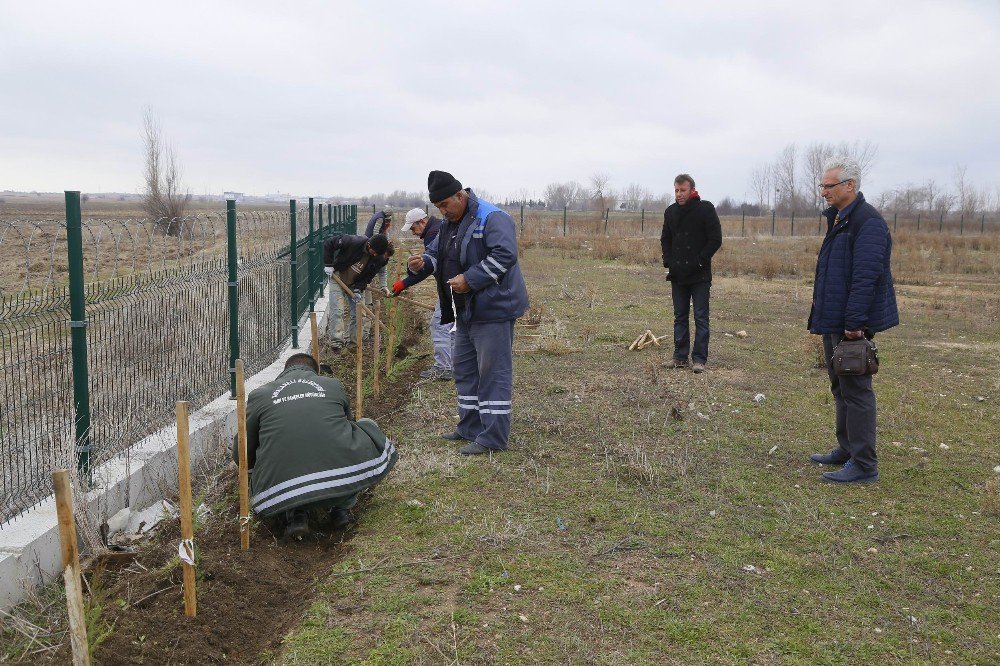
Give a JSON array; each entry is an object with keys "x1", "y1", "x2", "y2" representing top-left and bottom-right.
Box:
[{"x1": 52, "y1": 266, "x2": 434, "y2": 665}]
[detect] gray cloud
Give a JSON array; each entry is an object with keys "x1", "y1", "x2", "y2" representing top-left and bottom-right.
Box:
[{"x1": 1, "y1": 0, "x2": 997, "y2": 200}]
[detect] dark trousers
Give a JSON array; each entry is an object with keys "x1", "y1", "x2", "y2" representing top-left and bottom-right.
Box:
[
  {"x1": 823, "y1": 334, "x2": 878, "y2": 472},
  {"x1": 671, "y1": 281, "x2": 711, "y2": 364},
  {"x1": 453, "y1": 318, "x2": 515, "y2": 451}
]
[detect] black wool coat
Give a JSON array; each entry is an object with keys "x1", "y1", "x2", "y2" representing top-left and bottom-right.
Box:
[{"x1": 660, "y1": 199, "x2": 723, "y2": 285}]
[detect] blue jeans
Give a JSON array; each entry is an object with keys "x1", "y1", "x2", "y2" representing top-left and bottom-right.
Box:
[{"x1": 671, "y1": 281, "x2": 711, "y2": 364}]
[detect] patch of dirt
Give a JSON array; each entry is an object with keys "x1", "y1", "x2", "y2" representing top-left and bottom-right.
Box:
[{"x1": 33, "y1": 301, "x2": 436, "y2": 665}]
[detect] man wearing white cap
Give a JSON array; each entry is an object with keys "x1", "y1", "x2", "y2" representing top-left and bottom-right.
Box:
[{"x1": 393, "y1": 208, "x2": 452, "y2": 380}]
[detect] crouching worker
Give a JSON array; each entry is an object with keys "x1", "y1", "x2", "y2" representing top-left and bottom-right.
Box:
[
  {"x1": 233, "y1": 353, "x2": 398, "y2": 539},
  {"x1": 323, "y1": 233, "x2": 393, "y2": 350}
]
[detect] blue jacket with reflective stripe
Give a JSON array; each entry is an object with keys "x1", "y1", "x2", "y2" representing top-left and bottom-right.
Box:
[
  {"x1": 410, "y1": 190, "x2": 529, "y2": 324},
  {"x1": 808, "y1": 193, "x2": 899, "y2": 334}
]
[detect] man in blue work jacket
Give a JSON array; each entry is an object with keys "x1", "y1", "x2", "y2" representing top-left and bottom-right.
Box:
[{"x1": 406, "y1": 171, "x2": 529, "y2": 455}]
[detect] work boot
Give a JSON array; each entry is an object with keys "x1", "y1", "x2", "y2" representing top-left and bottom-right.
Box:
[
  {"x1": 822, "y1": 460, "x2": 879, "y2": 484},
  {"x1": 664, "y1": 358, "x2": 688, "y2": 369},
  {"x1": 692, "y1": 362, "x2": 706, "y2": 373},
  {"x1": 283, "y1": 508, "x2": 310, "y2": 539},
  {"x1": 459, "y1": 442, "x2": 498, "y2": 456},
  {"x1": 810, "y1": 450, "x2": 850, "y2": 465},
  {"x1": 329, "y1": 507, "x2": 356, "y2": 531},
  {"x1": 441, "y1": 431, "x2": 470, "y2": 442}
]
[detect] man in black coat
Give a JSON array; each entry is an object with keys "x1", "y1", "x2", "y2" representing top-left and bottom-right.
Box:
[
  {"x1": 322, "y1": 233, "x2": 392, "y2": 348},
  {"x1": 660, "y1": 174, "x2": 723, "y2": 373}
]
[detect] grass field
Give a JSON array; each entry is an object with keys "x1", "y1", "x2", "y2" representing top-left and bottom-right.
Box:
[
  {"x1": 1, "y1": 233, "x2": 997, "y2": 664},
  {"x1": 279, "y1": 240, "x2": 999, "y2": 664}
]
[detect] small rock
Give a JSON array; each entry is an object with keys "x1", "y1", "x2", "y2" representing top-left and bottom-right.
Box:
[
  {"x1": 768, "y1": 445, "x2": 778, "y2": 455},
  {"x1": 405, "y1": 499, "x2": 425, "y2": 507},
  {"x1": 513, "y1": 584, "x2": 522, "y2": 592},
  {"x1": 867, "y1": 547, "x2": 878, "y2": 554},
  {"x1": 994, "y1": 465, "x2": 1000, "y2": 474},
  {"x1": 753, "y1": 393, "x2": 766, "y2": 404},
  {"x1": 874, "y1": 627, "x2": 883, "y2": 633},
  {"x1": 709, "y1": 510, "x2": 717, "y2": 517},
  {"x1": 518, "y1": 614, "x2": 529, "y2": 623},
  {"x1": 736, "y1": 330, "x2": 748, "y2": 338},
  {"x1": 939, "y1": 443, "x2": 950, "y2": 450}
]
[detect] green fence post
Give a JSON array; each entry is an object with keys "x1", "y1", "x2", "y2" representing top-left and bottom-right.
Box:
[
  {"x1": 982, "y1": 214, "x2": 986, "y2": 235},
  {"x1": 790, "y1": 210, "x2": 795, "y2": 237},
  {"x1": 771, "y1": 210, "x2": 776, "y2": 236},
  {"x1": 318, "y1": 203, "x2": 326, "y2": 297},
  {"x1": 604, "y1": 208, "x2": 609, "y2": 236},
  {"x1": 741, "y1": 207, "x2": 745, "y2": 237},
  {"x1": 352, "y1": 204, "x2": 358, "y2": 234},
  {"x1": 960, "y1": 213, "x2": 964, "y2": 236},
  {"x1": 519, "y1": 203, "x2": 524, "y2": 238},
  {"x1": 65, "y1": 191, "x2": 92, "y2": 479},
  {"x1": 290, "y1": 199, "x2": 299, "y2": 348},
  {"x1": 226, "y1": 199, "x2": 240, "y2": 399},
  {"x1": 308, "y1": 197, "x2": 317, "y2": 310},
  {"x1": 641, "y1": 208, "x2": 645, "y2": 235},
  {"x1": 563, "y1": 205, "x2": 567, "y2": 236},
  {"x1": 939, "y1": 212, "x2": 944, "y2": 233}
]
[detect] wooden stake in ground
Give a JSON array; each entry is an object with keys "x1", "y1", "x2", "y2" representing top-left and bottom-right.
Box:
[
  {"x1": 175, "y1": 401, "x2": 197, "y2": 617},
  {"x1": 384, "y1": 265, "x2": 402, "y2": 376},
  {"x1": 52, "y1": 469, "x2": 90, "y2": 666},
  {"x1": 309, "y1": 311, "x2": 320, "y2": 367},
  {"x1": 355, "y1": 307, "x2": 364, "y2": 420},
  {"x1": 372, "y1": 299, "x2": 382, "y2": 398},
  {"x1": 234, "y1": 359, "x2": 250, "y2": 551},
  {"x1": 330, "y1": 273, "x2": 384, "y2": 333}
]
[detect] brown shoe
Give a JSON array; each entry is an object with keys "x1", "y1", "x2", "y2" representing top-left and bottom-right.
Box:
[
  {"x1": 664, "y1": 358, "x2": 688, "y2": 369},
  {"x1": 692, "y1": 362, "x2": 706, "y2": 373}
]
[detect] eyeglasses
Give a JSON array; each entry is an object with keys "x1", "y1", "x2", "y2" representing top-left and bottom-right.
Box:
[{"x1": 818, "y1": 179, "x2": 850, "y2": 192}]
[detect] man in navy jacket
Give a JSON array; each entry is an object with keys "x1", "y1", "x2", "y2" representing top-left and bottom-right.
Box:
[
  {"x1": 808, "y1": 157, "x2": 898, "y2": 484},
  {"x1": 407, "y1": 171, "x2": 529, "y2": 455}
]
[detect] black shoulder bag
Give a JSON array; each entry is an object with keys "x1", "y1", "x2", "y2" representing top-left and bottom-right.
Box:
[{"x1": 832, "y1": 337, "x2": 879, "y2": 375}]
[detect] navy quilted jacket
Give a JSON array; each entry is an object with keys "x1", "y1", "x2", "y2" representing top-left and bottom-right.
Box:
[{"x1": 808, "y1": 193, "x2": 899, "y2": 334}]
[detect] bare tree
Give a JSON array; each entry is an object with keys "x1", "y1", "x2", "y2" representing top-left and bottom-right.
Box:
[
  {"x1": 773, "y1": 143, "x2": 798, "y2": 214},
  {"x1": 589, "y1": 173, "x2": 611, "y2": 214},
  {"x1": 543, "y1": 181, "x2": 583, "y2": 210},
  {"x1": 749, "y1": 163, "x2": 773, "y2": 211},
  {"x1": 924, "y1": 179, "x2": 938, "y2": 214},
  {"x1": 803, "y1": 142, "x2": 835, "y2": 211},
  {"x1": 619, "y1": 183, "x2": 652, "y2": 211},
  {"x1": 836, "y1": 140, "x2": 878, "y2": 183},
  {"x1": 142, "y1": 109, "x2": 191, "y2": 235}
]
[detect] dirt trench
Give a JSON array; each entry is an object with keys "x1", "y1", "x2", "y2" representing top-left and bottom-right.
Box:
[{"x1": 39, "y1": 304, "x2": 431, "y2": 665}]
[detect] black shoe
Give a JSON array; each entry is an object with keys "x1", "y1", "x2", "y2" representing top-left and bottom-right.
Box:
[
  {"x1": 822, "y1": 460, "x2": 879, "y2": 484},
  {"x1": 810, "y1": 451, "x2": 850, "y2": 465},
  {"x1": 441, "y1": 431, "x2": 470, "y2": 441},
  {"x1": 329, "y1": 507, "x2": 356, "y2": 531},
  {"x1": 459, "y1": 442, "x2": 498, "y2": 456},
  {"x1": 283, "y1": 508, "x2": 310, "y2": 539}
]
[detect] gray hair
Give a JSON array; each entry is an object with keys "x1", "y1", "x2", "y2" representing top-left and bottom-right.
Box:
[{"x1": 822, "y1": 156, "x2": 861, "y2": 191}]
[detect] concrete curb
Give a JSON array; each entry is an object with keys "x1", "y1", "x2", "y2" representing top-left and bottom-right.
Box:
[{"x1": 0, "y1": 292, "x2": 335, "y2": 611}]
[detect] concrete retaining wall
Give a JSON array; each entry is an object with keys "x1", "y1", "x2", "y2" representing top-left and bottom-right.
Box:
[{"x1": 0, "y1": 294, "x2": 332, "y2": 611}]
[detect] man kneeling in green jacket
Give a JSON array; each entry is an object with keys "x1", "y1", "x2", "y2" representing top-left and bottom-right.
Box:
[{"x1": 233, "y1": 353, "x2": 397, "y2": 539}]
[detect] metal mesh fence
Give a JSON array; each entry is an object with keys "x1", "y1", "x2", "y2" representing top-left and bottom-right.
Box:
[{"x1": 0, "y1": 201, "x2": 357, "y2": 527}]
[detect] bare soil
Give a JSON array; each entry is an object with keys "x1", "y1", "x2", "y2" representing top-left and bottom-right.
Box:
[{"x1": 23, "y1": 301, "x2": 431, "y2": 665}]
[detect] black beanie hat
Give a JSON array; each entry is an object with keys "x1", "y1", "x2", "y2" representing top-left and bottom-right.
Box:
[
  {"x1": 428, "y1": 170, "x2": 462, "y2": 203},
  {"x1": 368, "y1": 234, "x2": 389, "y2": 255}
]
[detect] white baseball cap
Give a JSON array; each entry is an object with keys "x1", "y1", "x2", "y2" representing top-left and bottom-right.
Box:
[{"x1": 402, "y1": 207, "x2": 428, "y2": 231}]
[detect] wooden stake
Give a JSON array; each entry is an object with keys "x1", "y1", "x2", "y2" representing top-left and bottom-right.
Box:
[
  {"x1": 175, "y1": 401, "x2": 197, "y2": 617},
  {"x1": 355, "y1": 310, "x2": 364, "y2": 420},
  {"x1": 234, "y1": 360, "x2": 250, "y2": 551},
  {"x1": 385, "y1": 293, "x2": 399, "y2": 376},
  {"x1": 309, "y1": 312, "x2": 320, "y2": 366},
  {"x1": 330, "y1": 273, "x2": 384, "y2": 333},
  {"x1": 52, "y1": 469, "x2": 90, "y2": 666},
  {"x1": 372, "y1": 299, "x2": 382, "y2": 398}
]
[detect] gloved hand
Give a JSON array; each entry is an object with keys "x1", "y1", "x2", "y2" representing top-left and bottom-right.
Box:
[
  {"x1": 392, "y1": 279, "x2": 405, "y2": 296},
  {"x1": 352, "y1": 290, "x2": 363, "y2": 304},
  {"x1": 324, "y1": 267, "x2": 333, "y2": 277}
]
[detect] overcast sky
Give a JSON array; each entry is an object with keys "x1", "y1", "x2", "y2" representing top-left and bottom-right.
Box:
[{"x1": 2, "y1": 1, "x2": 998, "y2": 202}]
